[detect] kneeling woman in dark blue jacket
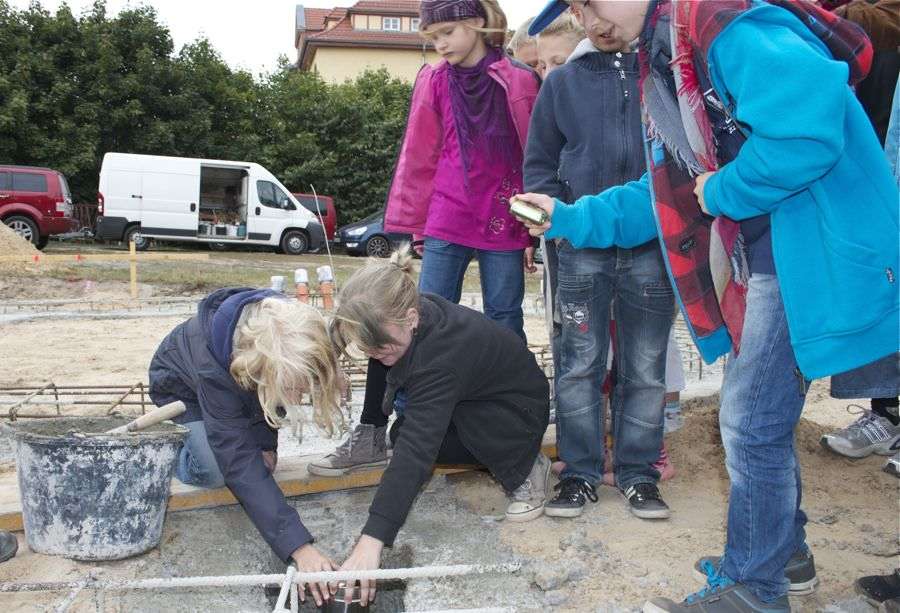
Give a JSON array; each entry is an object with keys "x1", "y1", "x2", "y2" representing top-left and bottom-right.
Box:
[
  {"x1": 330, "y1": 251, "x2": 551, "y2": 606},
  {"x1": 149, "y1": 288, "x2": 344, "y2": 606}
]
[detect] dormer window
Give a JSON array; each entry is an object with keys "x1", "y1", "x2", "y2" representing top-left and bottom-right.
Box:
[{"x1": 383, "y1": 17, "x2": 401, "y2": 31}]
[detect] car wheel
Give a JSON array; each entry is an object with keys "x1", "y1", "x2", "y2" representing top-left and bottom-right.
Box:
[
  {"x1": 281, "y1": 230, "x2": 309, "y2": 255},
  {"x1": 4, "y1": 215, "x2": 39, "y2": 246},
  {"x1": 37, "y1": 236, "x2": 50, "y2": 250},
  {"x1": 365, "y1": 235, "x2": 391, "y2": 258},
  {"x1": 124, "y1": 226, "x2": 150, "y2": 251}
]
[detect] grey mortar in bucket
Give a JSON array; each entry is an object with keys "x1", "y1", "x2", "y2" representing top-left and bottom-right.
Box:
[{"x1": 6, "y1": 416, "x2": 187, "y2": 561}]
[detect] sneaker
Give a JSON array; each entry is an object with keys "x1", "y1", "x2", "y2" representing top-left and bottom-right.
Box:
[
  {"x1": 308, "y1": 424, "x2": 389, "y2": 477},
  {"x1": 624, "y1": 482, "x2": 670, "y2": 519},
  {"x1": 506, "y1": 453, "x2": 551, "y2": 522},
  {"x1": 856, "y1": 569, "x2": 900, "y2": 607},
  {"x1": 544, "y1": 476, "x2": 598, "y2": 518},
  {"x1": 884, "y1": 452, "x2": 900, "y2": 478},
  {"x1": 652, "y1": 442, "x2": 677, "y2": 482},
  {"x1": 644, "y1": 569, "x2": 789, "y2": 613},
  {"x1": 693, "y1": 548, "x2": 818, "y2": 596},
  {"x1": 0, "y1": 531, "x2": 17, "y2": 563},
  {"x1": 820, "y1": 405, "x2": 900, "y2": 458}
]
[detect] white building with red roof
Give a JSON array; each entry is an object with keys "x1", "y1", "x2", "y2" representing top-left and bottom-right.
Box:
[{"x1": 295, "y1": 1, "x2": 440, "y2": 82}]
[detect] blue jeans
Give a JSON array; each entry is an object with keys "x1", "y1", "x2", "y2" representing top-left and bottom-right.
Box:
[
  {"x1": 719, "y1": 274, "x2": 809, "y2": 602},
  {"x1": 419, "y1": 237, "x2": 526, "y2": 342},
  {"x1": 175, "y1": 420, "x2": 225, "y2": 489},
  {"x1": 830, "y1": 352, "x2": 900, "y2": 399},
  {"x1": 555, "y1": 241, "x2": 675, "y2": 489}
]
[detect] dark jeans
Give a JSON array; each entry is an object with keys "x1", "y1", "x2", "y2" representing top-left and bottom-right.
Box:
[
  {"x1": 388, "y1": 415, "x2": 478, "y2": 465},
  {"x1": 554, "y1": 241, "x2": 675, "y2": 489},
  {"x1": 830, "y1": 352, "x2": 900, "y2": 399}
]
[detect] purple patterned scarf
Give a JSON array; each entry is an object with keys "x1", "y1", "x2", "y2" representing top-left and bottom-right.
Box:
[{"x1": 448, "y1": 46, "x2": 518, "y2": 183}]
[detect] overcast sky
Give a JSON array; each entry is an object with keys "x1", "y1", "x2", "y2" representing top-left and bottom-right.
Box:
[{"x1": 10, "y1": 0, "x2": 546, "y2": 75}]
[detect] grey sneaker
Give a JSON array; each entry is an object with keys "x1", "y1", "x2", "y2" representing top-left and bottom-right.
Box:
[
  {"x1": 505, "y1": 453, "x2": 551, "y2": 522},
  {"x1": 308, "y1": 424, "x2": 389, "y2": 477},
  {"x1": 644, "y1": 576, "x2": 790, "y2": 613},
  {"x1": 693, "y1": 548, "x2": 818, "y2": 596},
  {"x1": 820, "y1": 406, "x2": 900, "y2": 458},
  {"x1": 0, "y1": 530, "x2": 17, "y2": 563},
  {"x1": 884, "y1": 452, "x2": 900, "y2": 478}
]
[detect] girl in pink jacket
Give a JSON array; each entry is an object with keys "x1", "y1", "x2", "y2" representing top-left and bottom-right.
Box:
[{"x1": 310, "y1": 0, "x2": 541, "y2": 479}]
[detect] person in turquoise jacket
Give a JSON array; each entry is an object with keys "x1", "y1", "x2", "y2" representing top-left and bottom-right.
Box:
[{"x1": 521, "y1": 1, "x2": 900, "y2": 612}]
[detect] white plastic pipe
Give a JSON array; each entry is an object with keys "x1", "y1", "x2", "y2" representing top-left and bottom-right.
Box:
[{"x1": 0, "y1": 563, "x2": 521, "y2": 594}]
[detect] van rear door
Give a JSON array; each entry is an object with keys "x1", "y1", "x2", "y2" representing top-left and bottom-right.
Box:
[
  {"x1": 104, "y1": 169, "x2": 143, "y2": 222},
  {"x1": 139, "y1": 167, "x2": 200, "y2": 238}
]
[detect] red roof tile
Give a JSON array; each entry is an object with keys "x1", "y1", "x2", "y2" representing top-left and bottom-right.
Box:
[{"x1": 349, "y1": 0, "x2": 421, "y2": 15}]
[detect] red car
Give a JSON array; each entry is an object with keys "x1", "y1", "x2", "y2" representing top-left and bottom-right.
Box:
[
  {"x1": 0, "y1": 165, "x2": 78, "y2": 248},
  {"x1": 292, "y1": 193, "x2": 337, "y2": 242}
]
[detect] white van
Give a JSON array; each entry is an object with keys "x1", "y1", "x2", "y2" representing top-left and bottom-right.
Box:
[{"x1": 94, "y1": 153, "x2": 326, "y2": 254}]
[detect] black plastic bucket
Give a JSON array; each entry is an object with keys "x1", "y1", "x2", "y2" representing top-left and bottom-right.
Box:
[{"x1": 7, "y1": 416, "x2": 187, "y2": 561}]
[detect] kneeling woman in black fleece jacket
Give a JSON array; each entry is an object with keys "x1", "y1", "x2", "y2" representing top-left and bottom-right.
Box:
[
  {"x1": 331, "y1": 251, "x2": 551, "y2": 605},
  {"x1": 148, "y1": 288, "x2": 345, "y2": 607}
]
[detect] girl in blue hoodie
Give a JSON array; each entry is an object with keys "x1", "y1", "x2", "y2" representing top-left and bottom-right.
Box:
[
  {"x1": 522, "y1": 1, "x2": 899, "y2": 612},
  {"x1": 148, "y1": 288, "x2": 345, "y2": 607}
]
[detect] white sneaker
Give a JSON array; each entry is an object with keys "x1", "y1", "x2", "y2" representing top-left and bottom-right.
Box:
[
  {"x1": 884, "y1": 452, "x2": 900, "y2": 478},
  {"x1": 505, "y1": 453, "x2": 551, "y2": 522},
  {"x1": 820, "y1": 405, "x2": 900, "y2": 459}
]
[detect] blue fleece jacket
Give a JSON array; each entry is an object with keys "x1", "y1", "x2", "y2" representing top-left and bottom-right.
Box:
[{"x1": 545, "y1": 2, "x2": 900, "y2": 380}]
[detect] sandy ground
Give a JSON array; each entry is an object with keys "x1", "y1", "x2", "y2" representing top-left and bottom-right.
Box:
[{"x1": 1, "y1": 278, "x2": 897, "y2": 612}]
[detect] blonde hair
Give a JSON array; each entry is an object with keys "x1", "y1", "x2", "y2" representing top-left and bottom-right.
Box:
[
  {"x1": 421, "y1": 0, "x2": 508, "y2": 48},
  {"x1": 331, "y1": 248, "x2": 419, "y2": 359},
  {"x1": 230, "y1": 297, "x2": 344, "y2": 435},
  {"x1": 537, "y1": 11, "x2": 584, "y2": 42},
  {"x1": 507, "y1": 17, "x2": 536, "y2": 54}
]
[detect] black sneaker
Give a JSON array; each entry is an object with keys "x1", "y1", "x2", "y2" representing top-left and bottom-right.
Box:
[
  {"x1": 623, "y1": 482, "x2": 670, "y2": 519},
  {"x1": 693, "y1": 548, "x2": 819, "y2": 596},
  {"x1": 857, "y1": 569, "x2": 900, "y2": 607},
  {"x1": 544, "y1": 477, "x2": 598, "y2": 518}
]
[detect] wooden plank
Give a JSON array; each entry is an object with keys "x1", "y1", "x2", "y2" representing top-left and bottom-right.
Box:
[
  {"x1": 0, "y1": 430, "x2": 557, "y2": 532},
  {"x1": 0, "y1": 253, "x2": 209, "y2": 264}
]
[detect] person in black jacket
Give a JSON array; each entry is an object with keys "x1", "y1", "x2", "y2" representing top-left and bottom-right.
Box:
[
  {"x1": 148, "y1": 287, "x2": 345, "y2": 606},
  {"x1": 329, "y1": 250, "x2": 551, "y2": 606}
]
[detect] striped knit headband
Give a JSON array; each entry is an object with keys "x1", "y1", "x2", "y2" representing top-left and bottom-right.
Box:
[{"x1": 419, "y1": 0, "x2": 487, "y2": 29}]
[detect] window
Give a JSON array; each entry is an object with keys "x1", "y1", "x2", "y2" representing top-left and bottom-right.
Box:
[
  {"x1": 383, "y1": 17, "x2": 400, "y2": 31},
  {"x1": 256, "y1": 180, "x2": 290, "y2": 209},
  {"x1": 410, "y1": 18, "x2": 420, "y2": 32},
  {"x1": 297, "y1": 196, "x2": 324, "y2": 214},
  {"x1": 12, "y1": 172, "x2": 48, "y2": 193},
  {"x1": 0, "y1": 173, "x2": 10, "y2": 191}
]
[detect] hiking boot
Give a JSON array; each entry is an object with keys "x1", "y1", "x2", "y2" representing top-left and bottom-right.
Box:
[
  {"x1": 544, "y1": 476, "x2": 598, "y2": 518},
  {"x1": 856, "y1": 569, "x2": 900, "y2": 606},
  {"x1": 624, "y1": 482, "x2": 670, "y2": 519},
  {"x1": 820, "y1": 406, "x2": 900, "y2": 458},
  {"x1": 884, "y1": 452, "x2": 900, "y2": 478},
  {"x1": 644, "y1": 574, "x2": 790, "y2": 613},
  {"x1": 0, "y1": 531, "x2": 17, "y2": 563},
  {"x1": 693, "y1": 548, "x2": 818, "y2": 596},
  {"x1": 308, "y1": 424, "x2": 389, "y2": 477},
  {"x1": 506, "y1": 453, "x2": 551, "y2": 522}
]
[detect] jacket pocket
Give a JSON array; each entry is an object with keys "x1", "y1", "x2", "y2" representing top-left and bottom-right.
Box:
[{"x1": 559, "y1": 154, "x2": 600, "y2": 202}]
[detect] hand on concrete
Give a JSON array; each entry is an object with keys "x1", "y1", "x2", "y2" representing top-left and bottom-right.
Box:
[
  {"x1": 693, "y1": 171, "x2": 716, "y2": 215},
  {"x1": 292, "y1": 543, "x2": 336, "y2": 607},
  {"x1": 513, "y1": 193, "x2": 555, "y2": 237},
  {"x1": 524, "y1": 246, "x2": 537, "y2": 274},
  {"x1": 261, "y1": 450, "x2": 277, "y2": 474},
  {"x1": 339, "y1": 535, "x2": 383, "y2": 607}
]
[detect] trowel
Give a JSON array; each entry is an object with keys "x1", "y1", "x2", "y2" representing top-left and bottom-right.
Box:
[{"x1": 105, "y1": 401, "x2": 187, "y2": 435}]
